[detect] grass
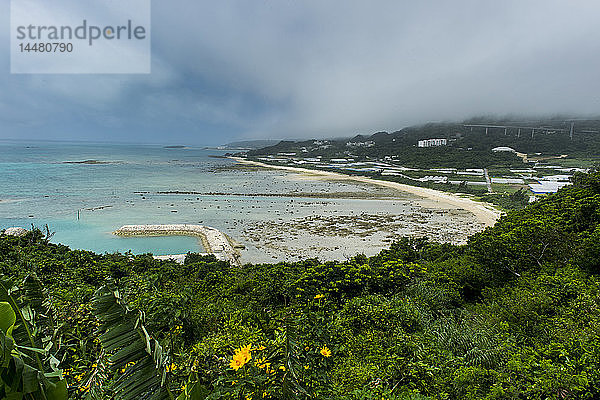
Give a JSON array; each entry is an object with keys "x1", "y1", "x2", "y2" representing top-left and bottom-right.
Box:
[
  {"x1": 549, "y1": 156, "x2": 599, "y2": 169},
  {"x1": 490, "y1": 183, "x2": 530, "y2": 194}
]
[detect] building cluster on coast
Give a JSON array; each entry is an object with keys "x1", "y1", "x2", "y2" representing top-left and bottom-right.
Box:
[{"x1": 249, "y1": 150, "x2": 587, "y2": 197}]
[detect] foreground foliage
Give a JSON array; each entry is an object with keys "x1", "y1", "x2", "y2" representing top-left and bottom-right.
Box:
[
  {"x1": 0, "y1": 276, "x2": 67, "y2": 399},
  {"x1": 2, "y1": 173, "x2": 600, "y2": 398}
]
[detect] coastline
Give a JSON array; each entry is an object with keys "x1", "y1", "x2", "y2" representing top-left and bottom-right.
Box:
[{"x1": 230, "y1": 157, "x2": 502, "y2": 227}]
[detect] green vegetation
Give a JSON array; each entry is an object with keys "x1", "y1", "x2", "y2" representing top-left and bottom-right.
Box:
[
  {"x1": 0, "y1": 276, "x2": 68, "y2": 399},
  {"x1": 246, "y1": 118, "x2": 600, "y2": 169},
  {"x1": 479, "y1": 189, "x2": 530, "y2": 210},
  {"x1": 240, "y1": 118, "x2": 600, "y2": 208},
  {"x1": 247, "y1": 124, "x2": 525, "y2": 169},
  {"x1": 3, "y1": 172, "x2": 600, "y2": 398}
]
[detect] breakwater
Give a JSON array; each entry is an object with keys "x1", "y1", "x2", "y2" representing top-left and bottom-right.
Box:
[{"x1": 113, "y1": 224, "x2": 240, "y2": 266}]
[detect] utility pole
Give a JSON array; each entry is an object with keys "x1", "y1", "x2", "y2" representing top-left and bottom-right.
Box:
[{"x1": 570, "y1": 122, "x2": 574, "y2": 140}]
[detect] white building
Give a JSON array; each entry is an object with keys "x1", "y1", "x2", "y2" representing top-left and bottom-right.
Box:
[
  {"x1": 418, "y1": 176, "x2": 448, "y2": 183},
  {"x1": 492, "y1": 146, "x2": 516, "y2": 153},
  {"x1": 346, "y1": 141, "x2": 375, "y2": 148},
  {"x1": 459, "y1": 171, "x2": 485, "y2": 176},
  {"x1": 529, "y1": 181, "x2": 571, "y2": 194},
  {"x1": 491, "y1": 178, "x2": 525, "y2": 184},
  {"x1": 418, "y1": 138, "x2": 447, "y2": 147}
]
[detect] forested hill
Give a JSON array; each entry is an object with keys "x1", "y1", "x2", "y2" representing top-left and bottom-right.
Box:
[
  {"x1": 2, "y1": 173, "x2": 600, "y2": 399},
  {"x1": 246, "y1": 117, "x2": 600, "y2": 168}
]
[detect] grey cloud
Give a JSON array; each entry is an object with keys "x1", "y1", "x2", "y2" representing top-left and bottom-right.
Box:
[{"x1": 2, "y1": 1, "x2": 600, "y2": 143}]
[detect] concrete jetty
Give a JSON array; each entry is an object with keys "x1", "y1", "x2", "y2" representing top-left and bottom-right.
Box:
[{"x1": 113, "y1": 224, "x2": 241, "y2": 266}]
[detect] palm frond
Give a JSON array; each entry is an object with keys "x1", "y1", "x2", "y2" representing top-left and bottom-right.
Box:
[
  {"x1": 92, "y1": 285, "x2": 173, "y2": 400},
  {"x1": 431, "y1": 312, "x2": 502, "y2": 369}
]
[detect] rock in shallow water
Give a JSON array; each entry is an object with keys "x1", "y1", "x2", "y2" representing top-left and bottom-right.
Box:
[{"x1": 3, "y1": 227, "x2": 28, "y2": 237}]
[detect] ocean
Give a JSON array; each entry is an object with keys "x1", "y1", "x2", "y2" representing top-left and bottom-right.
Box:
[{"x1": 0, "y1": 140, "x2": 483, "y2": 263}]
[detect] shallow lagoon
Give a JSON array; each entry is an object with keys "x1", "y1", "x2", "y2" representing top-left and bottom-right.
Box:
[{"x1": 0, "y1": 141, "x2": 484, "y2": 263}]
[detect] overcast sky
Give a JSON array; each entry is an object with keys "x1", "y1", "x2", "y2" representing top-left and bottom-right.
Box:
[{"x1": 2, "y1": 1, "x2": 600, "y2": 145}]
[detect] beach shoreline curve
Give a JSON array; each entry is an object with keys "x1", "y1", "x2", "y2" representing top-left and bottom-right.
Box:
[{"x1": 229, "y1": 157, "x2": 502, "y2": 227}]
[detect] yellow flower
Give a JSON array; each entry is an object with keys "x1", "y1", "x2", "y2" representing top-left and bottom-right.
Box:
[
  {"x1": 314, "y1": 294, "x2": 324, "y2": 299},
  {"x1": 229, "y1": 356, "x2": 246, "y2": 371},
  {"x1": 320, "y1": 346, "x2": 332, "y2": 358},
  {"x1": 230, "y1": 345, "x2": 252, "y2": 370},
  {"x1": 166, "y1": 363, "x2": 178, "y2": 372},
  {"x1": 255, "y1": 357, "x2": 271, "y2": 371},
  {"x1": 236, "y1": 344, "x2": 252, "y2": 358},
  {"x1": 279, "y1": 365, "x2": 286, "y2": 371},
  {"x1": 304, "y1": 365, "x2": 310, "y2": 370}
]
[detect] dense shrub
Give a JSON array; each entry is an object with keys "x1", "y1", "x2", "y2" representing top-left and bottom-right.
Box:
[{"x1": 4, "y1": 173, "x2": 600, "y2": 398}]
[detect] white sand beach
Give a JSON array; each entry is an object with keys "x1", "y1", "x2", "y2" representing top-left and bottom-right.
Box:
[{"x1": 231, "y1": 157, "x2": 501, "y2": 227}]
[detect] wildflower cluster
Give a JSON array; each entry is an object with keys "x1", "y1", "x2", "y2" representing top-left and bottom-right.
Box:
[
  {"x1": 229, "y1": 344, "x2": 252, "y2": 370},
  {"x1": 172, "y1": 324, "x2": 183, "y2": 335},
  {"x1": 217, "y1": 340, "x2": 334, "y2": 399},
  {"x1": 78, "y1": 384, "x2": 90, "y2": 393},
  {"x1": 254, "y1": 357, "x2": 274, "y2": 374},
  {"x1": 166, "y1": 363, "x2": 178, "y2": 373}
]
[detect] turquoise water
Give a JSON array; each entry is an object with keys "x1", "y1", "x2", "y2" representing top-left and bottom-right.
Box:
[
  {"x1": 0, "y1": 141, "x2": 233, "y2": 254},
  {"x1": 0, "y1": 141, "x2": 416, "y2": 259},
  {"x1": 1, "y1": 140, "x2": 483, "y2": 262}
]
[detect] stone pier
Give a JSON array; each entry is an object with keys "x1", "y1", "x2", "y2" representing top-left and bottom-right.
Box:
[{"x1": 113, "y1": 224, "x2": 241, "y2": 266}]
